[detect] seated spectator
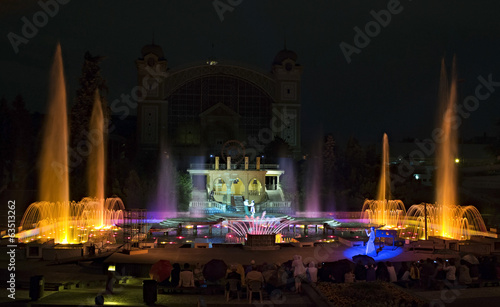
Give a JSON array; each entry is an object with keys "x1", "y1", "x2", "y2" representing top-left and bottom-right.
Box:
[
  {"x1": 170, "y1": 263, "x2": 181, "y2": 288},
  {"x1": 245, "y1": 260, "x2": 256, "y2": 275},
  {"x1": 397, "y1": 262, "x2": 409, "y2": 280},
  {"x1": 366, "y1": 264, "x2": 377, "y2": 282},
  {"x1": 226, "y1": 265, "x2": 241, "y2": 291},
  {"x1": 398, "y1": 266, "x2": 411, "y2": 288},
  {"x1": 178, "y1": 263, "x2": 195, "y2": 287},
  {"x1": 262, "y1": 264, "x2": 279, "y2": 293},
  {"x1": 246, "y1": 265, "x2": 264, "y2": 284},
  {"x1": 344, "y1": 270, "x2": 355, "y2": 283},
  {"x1": 386, "y1": 261, "x2": 397, "y2": 283},
  {"x1": 354, "y1": 261, "x2": 367, "y2": 281},
  {"x1": 306, "y1": 262, "x2": 318, "y2": 284},
  {"x1": 193, "y1": 263, "x2": 205, "y2": 287},
  {"x1": 376, "y1": 262, "x2": 389, "y2": 282},
  {"x1": 262, "y1": 264, "x2": 277, "y2": 279}
]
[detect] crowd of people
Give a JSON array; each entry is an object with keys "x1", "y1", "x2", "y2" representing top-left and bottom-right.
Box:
[
  {"x1": 158, "y1": 254, "x2": 500, "y2": 295},
  {"x1": 349, "y1": 255, "x2": 500, "y2": 290}
]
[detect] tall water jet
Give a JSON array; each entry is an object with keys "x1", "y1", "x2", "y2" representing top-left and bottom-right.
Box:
[
  {"x1": 151, "y1": 150, "x2": 177, "y2": 219},
  {"x1": 362, "y1": 134, "x2": 406, "y2": 227},
  {"x1": 278, "y1": 157, "x2": 298, "y2": 210},
  {"x1": 435, "y1": 59, "x2": 458, "y2": 237},
  {"x1": 39, "y1": 43, "x2": 69, "y2": 204},
  {"x1": 36, "y1": 44, "x2": 70, "y2": 243},
  {"x1": 87, "y1": 90, "x2": 106, "y2": 201},
  {"x1": 304, "y1": 140, "x2": 322, "y2": 216},
  {"x1": 404, "y1": 59, "x2": 487, "y2": 240},
  {"x1": 87, "y1": 90, "x2": 106, "y2": 226},
  {"x1": 18, "y1": 45, "x2": 125, "y2": 244},
  {"x1": 376, "y1": 133, "x2": 391, "y2": 201}
]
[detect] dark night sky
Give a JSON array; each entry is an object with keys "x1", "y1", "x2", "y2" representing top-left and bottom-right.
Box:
[{"x1": 1, "y1": 0, "x2": 500, "y2": 146}]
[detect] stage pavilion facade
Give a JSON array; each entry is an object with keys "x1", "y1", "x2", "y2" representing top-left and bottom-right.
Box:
[{"x1": 135, "y1": 42, "x2": 302, "y2": 211}]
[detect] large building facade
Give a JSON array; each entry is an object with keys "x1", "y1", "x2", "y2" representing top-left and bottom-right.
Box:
[{"x1": 135, "y1": 43, "x2": 302, "y2": 163}]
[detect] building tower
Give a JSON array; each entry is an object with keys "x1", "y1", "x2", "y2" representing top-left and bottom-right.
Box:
[
  {"x1": 271, "y1": 46, "x2": 302, "y2": 157},
  {"x1": 136, "y1": 43, "x2": 169, "y2": 149}
]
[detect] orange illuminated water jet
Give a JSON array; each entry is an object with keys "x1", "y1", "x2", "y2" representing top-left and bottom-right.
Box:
[
  {"x1": 362, "y1": 134, "x2": 406, "y2": 228},
  {"x1": 18, "y1": 44, "x2": 124, "y2": 244},
  {"x1": 405, "y1": 59, "x2": 487, "y2": 240}
]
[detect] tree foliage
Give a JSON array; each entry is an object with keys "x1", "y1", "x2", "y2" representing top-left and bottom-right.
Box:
[
  {"x1": 69, "y1": 51, "x2": 109, "y2": 199},
  {"x1": 176, "y1": 171, "x2": 193, "y2": 211}
]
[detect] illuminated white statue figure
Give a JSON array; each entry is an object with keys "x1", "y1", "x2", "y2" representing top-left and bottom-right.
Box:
[{"x1": 365, "y1": 226, "x2": 376, "y2": 256}]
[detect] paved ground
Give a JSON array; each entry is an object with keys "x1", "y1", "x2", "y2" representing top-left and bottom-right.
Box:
[
  {"x1": 104, "y1": 243, "x2": 453, "y2": 267},
  {"x1": 0, "y1": 244, "x2": 498, "y2": 306}
]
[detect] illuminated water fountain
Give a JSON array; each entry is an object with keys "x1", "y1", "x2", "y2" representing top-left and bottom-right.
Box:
[
  {"x1": 404, "y1": 60, "x2": 487, "y2": 240},
  {"x1": 227, "y1": 212, "x2": 294, "y2": 237},
  {"x1": 17, "y1": 44, "x2": 124, "y2": 244},
  {"x1": 362, "y1": 134, "x2": 406, "y2": 228}
]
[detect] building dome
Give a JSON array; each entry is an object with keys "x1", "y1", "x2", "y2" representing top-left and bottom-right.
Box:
[
  {"x1": 141, "y1": 43, "x2": 165, "y2": 59},
  {"x1": 273, "y1": 48, "x2": 298, "y2": 65}
]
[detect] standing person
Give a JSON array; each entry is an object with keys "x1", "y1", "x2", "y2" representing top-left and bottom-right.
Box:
[
  {"x1": 243, "y1": 199, "x2": 250, "y2": 215},
  {"x1": 443, "y1": 259, "x2": 457, "y2": 286},
  {"x1": 421, "y1": 259, "x2": 436, "y2": 290},
  {"x1": 306, "y1": 262, "x2": 318, "y2": 284},
  {"x1": 250, "y1": 200, "x2": 256, "y2": 217},
  {"x1": 364, "y1": 227, "x2": 376, "y2": 256},
  {"x1": 458, "y1": 260, "x2": 472, "y2": 286},
  {"x1": 292, "y1": 255, "x2": 306, "y2": 293},
  {"x1": 386, "y1": 261, "x2": 397, "y2": 283},
  {"x1": 409, "y1": 262, "x2": 421, "y2": 288},
  {"x1": 178, "y1": 263, "x2": 195, "y2": 287}
]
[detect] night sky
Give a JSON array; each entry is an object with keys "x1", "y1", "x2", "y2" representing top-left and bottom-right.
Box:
[{"x1": 1, "y1": 0, "x2": 500, "y2": 146}]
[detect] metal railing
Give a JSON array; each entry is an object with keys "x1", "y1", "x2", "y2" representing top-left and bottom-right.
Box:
[{"x1": 189, "y1": 163, "x2": 280, "y2": 170}]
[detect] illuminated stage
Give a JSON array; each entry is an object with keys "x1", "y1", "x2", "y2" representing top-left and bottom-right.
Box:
[{"x1": 342, "y1": 244, "x2": 404, "y2": 262}]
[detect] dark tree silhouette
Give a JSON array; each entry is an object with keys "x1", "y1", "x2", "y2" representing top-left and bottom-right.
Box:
[{"x1": 69, "y1": 51, "x2": 109, "y2": 199}]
